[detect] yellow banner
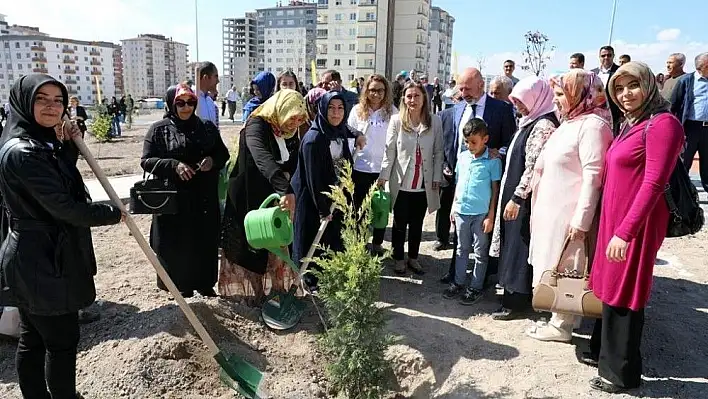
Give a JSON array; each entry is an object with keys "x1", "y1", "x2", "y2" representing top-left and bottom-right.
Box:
[{"x1": 94, "y1": 76, "x2": 102, "y2": 104}]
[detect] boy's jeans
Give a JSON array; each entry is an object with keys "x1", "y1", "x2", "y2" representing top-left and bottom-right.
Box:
[{"x1": 454, "y1": 213, "x2": 489, "y2": 290}]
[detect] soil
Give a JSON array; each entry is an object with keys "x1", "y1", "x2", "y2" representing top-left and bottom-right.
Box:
[{"x1": 1, "y1": 123, "x2": 707, "y2": 398}]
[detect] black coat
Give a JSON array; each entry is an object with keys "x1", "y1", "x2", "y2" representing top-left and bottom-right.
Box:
[
  {"x1": 141, "y1": 117, "x2": 229, "y2": 291},
  {"x1": 221, "y1": 116, "x2": 291, "y2": 274},
  {"x1": 0, "y1": 137, "x2": 121, "y2": 315}
]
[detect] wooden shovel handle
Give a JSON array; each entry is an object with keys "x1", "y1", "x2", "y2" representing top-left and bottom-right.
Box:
[{"x1": 69, "y1": 119, "x2": 220, "y2": 356}]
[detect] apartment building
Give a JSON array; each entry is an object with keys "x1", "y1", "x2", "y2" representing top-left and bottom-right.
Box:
[
  {"x1": 391, "y1": 0, "x2": 430, "y2": 76},
  {"x1": 316, "y1": 0, "x2": 394, "y2": 82},
  {"x1": 257, "y1": 2, "x2": 317, "y2": 85},
  {"x1": 426, "y1": 6, "x2": 453, "y2": 83},
  {"x1": 222, "y1": 13, "x2": 258, "y2": 90},
  {"x1": 0, "y1": 34, "x2": 119, "y2": 105},
  {"x1": 113, "y1": 45, "x2": 124, "y2": 96},
  {"x1": 122, "y1": 34, "x2": 189, "y2": 99},
  {"x1": 0, "y1": 14, "x2": 9, "y2": 35}
]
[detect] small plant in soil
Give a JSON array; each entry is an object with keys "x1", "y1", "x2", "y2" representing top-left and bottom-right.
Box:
[
  {"x1": 310, "y1": 162, "x2": 396, "y2": 399},
  {"x1": 90, "y1": 104, "x2": 113, "y2": 142}
]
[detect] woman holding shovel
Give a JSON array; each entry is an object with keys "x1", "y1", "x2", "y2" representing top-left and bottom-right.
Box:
[
  {"x1": 219, "y1": 89, "x2": 308, "y2": 306},
  {"x1": 0, "y1": 74, "x2": 125, "y2": 399}
]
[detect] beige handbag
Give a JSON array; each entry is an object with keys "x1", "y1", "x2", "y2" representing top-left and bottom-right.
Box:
[{"x1": 532, "y1": 236, "x2": 602, "y2": 319}]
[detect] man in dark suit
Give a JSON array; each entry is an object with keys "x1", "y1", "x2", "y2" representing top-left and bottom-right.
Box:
[
  {"x1": 671, "y1": 52, "x2": 708, "y2": 192},
  {"x1": 436, "y1": 67, "x2": 515, "y2": 283},
  {"x1": 590, "y1": 45, "x2": 622, "y2": 135}
]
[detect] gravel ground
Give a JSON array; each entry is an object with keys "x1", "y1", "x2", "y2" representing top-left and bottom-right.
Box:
[{"x1": 1, "y1": 126, "x2": 706, "y2": 398}]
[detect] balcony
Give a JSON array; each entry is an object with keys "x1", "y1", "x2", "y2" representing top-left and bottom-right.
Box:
[
  {"x1": 357, "y1": 64, "x2": 375, "y2": 70},
  {"x1": 32, "y1": 56, "x2": 47, "y2": 62},
  {"x1": 416, "y1": 22, "x2": 426, "y2": 31},
  {"x1": 64, "y1": 68, "x2": 76, "y2": 74},
  {"x1": 357, "y1": 50, "x2": 375, "y2": 54},
  {"x1": 359, "y1": 0, "x2": 376, "y2": 5},
  {"x1": 417, "y1": 7, "x2": 428, "y2": 16},
  {"x1": 65, "y1": 78, "x2": 78, "y2": 84},
  {"x1": 62, "y1": 47, "x2": 75, "y2": 54},
  {"x1": 32, "y1": 67, "x2": 48, "y2": 73},
  {"x1": 90, "y1": 59, "x2": 101, "y2": 66},
  {"x1": 317, "y1": 32, "x2": 328, "y2": 39},
  {"x1": 89, "y1": 50, "x2": 100, "y2": 56},
  {"x1": 416, "y1": 37, "x2": 426, "y2": 45},
  {"x1": 357, "y1": 33, "x2": 376, "y2": 38},
  {"x1": 31, "y1": 45, "x2": 46, "y2": 52},
  {"x1": 63, "y1": 58, "x2": 76, "y2": 64}
]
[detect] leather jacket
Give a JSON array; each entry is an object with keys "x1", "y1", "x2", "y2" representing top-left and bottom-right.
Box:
[{"x1": 0, "y1": 136, "x2": 121, "y2": 315}]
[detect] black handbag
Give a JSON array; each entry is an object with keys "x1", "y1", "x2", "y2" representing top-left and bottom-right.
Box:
[
  {"x1": 129, "y1": 163, "x2": 180, "y2": 215},
  {"x1": 641, "y1": 114, "x2": 704, "y2": 237}
]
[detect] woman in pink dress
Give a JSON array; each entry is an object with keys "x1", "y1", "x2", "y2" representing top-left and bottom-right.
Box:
[
  {"x1": 587, "y1": 62, "x2": 684, "y2": 393},
  {"x1": 526, "y1": 70, "x2": 613, "y2": 342}
]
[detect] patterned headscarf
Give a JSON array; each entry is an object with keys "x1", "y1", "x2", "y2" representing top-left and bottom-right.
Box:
[
  {"x1": 509, "y1": 76, "x2": 555, "y2": 128},
  {"x1": 249, "y1": 89, "x2": 307, "y2": 139},
  {"x1": 607, "y1": 62, "x2": 669, "y2": 125},
  {"x1": 550, "y1": 69, "x2": 610, "y2": 123}
]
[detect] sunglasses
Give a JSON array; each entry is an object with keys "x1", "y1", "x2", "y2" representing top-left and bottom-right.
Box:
[{"x1": 175, "y1": 99, "x2": 198, "y2": 108}]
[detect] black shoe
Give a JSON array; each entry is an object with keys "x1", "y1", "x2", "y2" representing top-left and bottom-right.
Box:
[
  {"x1": 433, "y1": 241, "x2": 451, "y2": 251},
  {"x1": 491, "y1": 306, "x2": 514, "y2": 320},
  {"x1": 197, "y1": 288, "x2": 218, "y2": 297},
  {"x1": 589, "y1": 376, "x2": 632, "y2": 393},
  {"x1": 443, "y1": 283, "x2": 463, "y2": 299},
  {"x1": 459, "y1": 288, "x2": 483, "y2": 306},
  {"x1": 580, "y1": 351, "x2": 599, "y2": 367},
  {"x1": 180, "y1": 290, "x2": 194, "y2": 298},
  {"x1": 439, "y1": 273, "x2": 454, "y2": 284},
  {"x1": 77, "y1": 309, "x2": 100, "y2": 325}
]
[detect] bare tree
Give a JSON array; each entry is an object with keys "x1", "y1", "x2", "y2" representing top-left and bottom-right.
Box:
[
  {"x1": 475, "y1": 52, "x2": 487, "y2": 73},
  {"x1": 521, "y1": 30, "x2": 555, "y2": 76}
]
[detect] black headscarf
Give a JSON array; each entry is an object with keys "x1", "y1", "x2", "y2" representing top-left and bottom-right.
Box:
[
  {"x1": 310, "y1": 91, "x2": 348, "y2": 141},
  {"x1": 0, "y1": 74, "x2": 68, "y2": 148},
  {"x1": 164, "y1": 85, "x2": 198, "y2": 132}
]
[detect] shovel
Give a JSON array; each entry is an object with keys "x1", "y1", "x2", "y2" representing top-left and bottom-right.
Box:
[{"x1": 68, "y1": 121, "x2": 266, "y2": 399}]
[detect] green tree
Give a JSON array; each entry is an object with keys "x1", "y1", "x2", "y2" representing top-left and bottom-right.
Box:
[{"x1": 311, "y1": 162, "x2": 396, "y2": 399}]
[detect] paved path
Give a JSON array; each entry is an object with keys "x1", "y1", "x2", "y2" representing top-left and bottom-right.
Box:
[{"x1": 86, "y1": 174, "x2": 142, "y2": 204}]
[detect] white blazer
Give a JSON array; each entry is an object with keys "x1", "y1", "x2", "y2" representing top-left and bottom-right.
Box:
[{"x1": 379, "y1": 113, "x2": 444, "y2": 213}]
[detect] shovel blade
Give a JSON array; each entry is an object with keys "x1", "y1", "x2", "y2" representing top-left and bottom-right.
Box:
[
  {"x1": 215, "y1": 352, "x2": 266, "y2": 398},
  {"x1": 260, "y1": 287, "x2": 306, "y2": 330}
]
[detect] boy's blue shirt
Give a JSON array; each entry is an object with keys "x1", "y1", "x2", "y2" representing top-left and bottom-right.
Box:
[{"x1": 454, "y1": 146, "x2": 502, "y2": 216}]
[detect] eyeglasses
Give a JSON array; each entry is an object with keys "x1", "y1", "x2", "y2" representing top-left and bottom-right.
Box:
[
  {"x1": 175, "y1": 99, "x2": 198, "y2": 108},
  {"x1": 35, "y1": 97, "x2": 64, "y2": 108},
  {"x1": 368, "y1": 88, "x2": 385, "y2": 95}
]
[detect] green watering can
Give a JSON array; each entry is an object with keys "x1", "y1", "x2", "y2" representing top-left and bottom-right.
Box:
[
  {"x1": 244, "y1": 193, "x2": 297, "y2": 272},
  {"x1": 371, "y1": 189, "x2": 391, "y2": 229}
]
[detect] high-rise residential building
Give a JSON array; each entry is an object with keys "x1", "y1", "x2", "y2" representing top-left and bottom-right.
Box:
[
  {"x1": 122, "y1": 34, "x2": 189, "y2": 98},
  {"x1": 391, "y1": 0, "x2": 430, "y2": 76},
  {"x1": 113, "y1": 45, "x2": 124, "y2": 97},
  {"x1": 316, "y1": 0, "x2": 395, "y2": 83},
  {"x1": 0, "y1": 34, "x2": 119, "y2": 104},
  {"x1": 222, "y1": 13, "x2": 258, "y2": 90},
  {"x1": 426, "y1": 6, "x2": 453, "y2": 83},
  {"x1": 257, "y1": 1, "x2": 317, "y2": 85}
]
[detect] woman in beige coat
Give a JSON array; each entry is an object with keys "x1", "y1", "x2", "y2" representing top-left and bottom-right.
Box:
[
  {"x1": 526, "y1": 69, "x2": 613, "y2": 342},
  {"x1": 379, "y1": 81, "x2": 443, "y2": 275}
]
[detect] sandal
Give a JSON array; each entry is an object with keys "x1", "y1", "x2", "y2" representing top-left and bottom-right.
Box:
[{"x1": 526, "y1": 322, "x2": 572, "y2": 342}]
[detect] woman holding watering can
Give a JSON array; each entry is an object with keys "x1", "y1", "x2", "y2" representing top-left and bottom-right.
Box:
[{"x1": 219, "y1": 89, "x2": 308, "y2": 306}]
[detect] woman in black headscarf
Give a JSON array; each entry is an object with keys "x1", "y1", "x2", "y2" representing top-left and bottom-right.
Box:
[
  {"x1": 141, "y1": 82, "x2": 229, "y2": 298},
  {"x1": 0, "y1": 74, "x2": 123, "y2": 399},
  {"x1": 291, "y1": 91, "x2": 363, "y2": 290}
]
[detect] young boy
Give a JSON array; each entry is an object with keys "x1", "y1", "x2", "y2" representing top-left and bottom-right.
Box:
[{"x1": 443, "y1": 118, "x2": 501, "y2": 305}]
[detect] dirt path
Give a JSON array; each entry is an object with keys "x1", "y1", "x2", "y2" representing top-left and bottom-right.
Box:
[{"x1": 1, "y1": 161, "x2": 707, "y2": 398}]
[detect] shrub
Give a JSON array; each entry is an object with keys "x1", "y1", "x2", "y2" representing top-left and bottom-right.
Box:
[
  {"x1": 311, "y1": 162, "x2": 395, "y2": 399},
  {"x1": 89, "y1": 103, "x2": 112, "y2": 142}
]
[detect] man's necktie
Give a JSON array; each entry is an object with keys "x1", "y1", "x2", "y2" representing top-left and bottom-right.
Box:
[
  {"x1": 460, "y1": 103, "x2": 478, "y2": 152},
  {"x1": 471, "y1": 103, "x2": 478, "y2": 119}
]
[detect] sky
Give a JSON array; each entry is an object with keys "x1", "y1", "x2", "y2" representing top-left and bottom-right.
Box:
[{"x1": 2, "y1": 0, "x2": 706, "y2": 79}]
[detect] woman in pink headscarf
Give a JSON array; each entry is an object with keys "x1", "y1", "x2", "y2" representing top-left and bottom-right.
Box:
[
  {"x1": 526, "y1": 69, "x2": 614, "y2": 342},
  {"x1": 489, "y1": 76, "x2": 561, "y2": 321}
]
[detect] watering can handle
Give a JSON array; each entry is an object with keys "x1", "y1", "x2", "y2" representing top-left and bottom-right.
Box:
[{"x1": 259, "y1": 193, "x2": 282, "y2": 209}]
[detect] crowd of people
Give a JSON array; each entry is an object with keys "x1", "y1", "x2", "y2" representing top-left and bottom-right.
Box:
[{"x1": 0, "y1": 45, "x2": 706, "y2": 398}]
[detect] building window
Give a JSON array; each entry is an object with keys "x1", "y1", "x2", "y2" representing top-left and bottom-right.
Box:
[
  {"x1": 348, "y1": 74, "x2": 354, "y2": 81},
  {"x1": 349, "y1": 44, "x2": 355, "y2": 51},
  {"x1": 334, "y1": 44, "x2": 341, "y2": 51},
  {"x1": 277, "y1": 20, "x2": 284, "y2": 26},
  {"x1": 349, "y1": 28, "x2": 356, "y2": 36},
  {"x1": 348, "y1": 59, "x2": 353, "y2": 66},
  {"x1": 17, "y1": 64, "x2": 22, "y2": 70},
  {"x1": 350, "y1": 13, "x2": 356, "y2": 20},
  {"x1": 334, "y1": 59, "x2": 340, "y2": 66},
  {"x1": 276, "y1": 10, "x2": 284, "y2": 16},
  {"x1": 366, "y1": 12, "x2": 375, "y2": 20},
  {"x1": 335, "y1": 14, "x2": 342, "y2": 21},
  {"x1": 350, "y1": 0, "x2": 357, "y2": 4},
  {"x1": 287, "y1": 19, "x2": 294, "y2": 25}
]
